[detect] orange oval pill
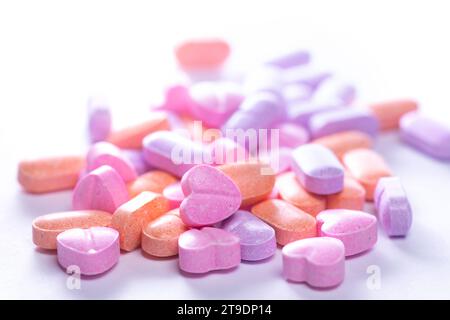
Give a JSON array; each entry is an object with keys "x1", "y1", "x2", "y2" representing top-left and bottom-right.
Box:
[
  {"x1": 32, "y1": 210, "x2": 112, "y2": 249},
  {"x1": 112, "y1": 191, "x2": 170, "y2": 251},
  {"x1": 312, "y1": 131, "x2": 373, "y2": 159},
  {"x1": 107, "y1": 111, "x2": 170, "y2": 149},
  {"x1": 276, "y1": 172, "x2": 326, "y2": 216},
  {"x1": 326, "y1": 176, "x2": 366, "y2": 210},
  {"x1": 369, "y1": 99, "x2": 418, "y2": 130},
  {"x1": 141, "y1": 209, "x2": 188, "y2": 257},
  {"x1": 218, "y1": 162, "x2": 275, "y2": 207},
  {"x1": 251, "y1": 199, "x2": 316, "y2": 245},
  {"x1": 127, "y1": 170, "x2": 178, "y2": 198},
  {"x1": 18, "y1": 155, "x2": 85, "y2": 194},
  {"x1": 342, "y1": 148, "x2": 392, "y2": 201},
  {"x1": 175, "y1": 39, "x2": 230, "y2": 70}
]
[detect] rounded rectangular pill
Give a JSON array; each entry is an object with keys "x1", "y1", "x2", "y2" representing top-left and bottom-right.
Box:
[
  {"x1": 342, "y1": 148, "x2": 392, "y2": 200},
  {"x1": 374, "y1": 177, "x2": 412, "y2": 236},
  {"x1": 32, "y1": 210, "x2": 112, "y2": 250},
  {"x1": 309, "y1": 108, "x2": 379, "y2": 139},
  {"x1": 276, "y1": 171, "x2": 326, "y2": 216},
  {"x1": 251, "y1": 199, "x2": 316, "y2": 246},
  {"x1": 312, "y1": 130, "x2": 373, "y2": 159},
  {"x1": 368, "y1": 99, "x2": 418, "y2": 130},
  {"x1": 326, "y1": 176, "x2": 366, "y2": 210},
  {"x1": 106, "y1": 111, "x2": 170, "y2": 149},
  {"x1": 18, "y1": 155, "x2": 85, "y2": 193},
  {"x1": 112, "y1": 191, "x2": 170, "y2": 251},
  {"x1": 291, "y1": 144, "x2": 344, "y2": 195},
  {"x1": 400, "y1": 111, "x2": 450, "y2": 160}
]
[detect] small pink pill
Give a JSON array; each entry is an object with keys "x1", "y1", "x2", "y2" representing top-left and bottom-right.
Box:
[
  {"x1": 282, "y1": 237, "x2": 345, "y2": 288},
  {"x1": 72, "y1": 165, "x2": 129, "y2": 213},
  {"x1": 87, "y1": 142, "x2": 137, "y2": 182},
  {"x1": 180, "y1": 165, "x2": 241, "y2": 227},
  {"x1": 175, "y1": 39, "x2": 230, "y2": 71},
  {"x1": 87, "y1": 96, "x2": 112, "y2": 142},
  {"x1": 32, "y1": 210, "x2": 112, "y2": 250},
  {"x1": 163, "y1": 182, "x2": 185, "y2": 209},
  {"x1": 342, "y1": 148, "x2": 392, "y2": 201},
  {"x1": 56, "y1": 226, "x2": 120, "y2": 276},
  {"x1": 178, "y1": 227, "x2": 241, "y2": 274},
  {"x1": 316, "y1": 209, "x2": 377, "y2": 256}
]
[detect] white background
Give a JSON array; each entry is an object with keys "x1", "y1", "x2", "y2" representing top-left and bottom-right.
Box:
[{"x1": 1, "y1": 0, "x2": 450, "y2": 299}]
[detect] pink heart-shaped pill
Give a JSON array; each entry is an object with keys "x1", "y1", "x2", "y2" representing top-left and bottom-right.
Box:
[
  {"x1": 87, "y1": 142, "x2": 137, "y2": 182},
  {"x1": 56, "y1": 226, "x2": 120, "y2": 276},
  {"x1": 72, "y1": 165, "x2": 129, "y2": 213},
  {"x1": 180, "y1": 165, "x2": 241, "y2": 227},
  {"x1": 282, "y1": 237, "x2": 345, "y2": 288},
  {"x1": 178, "y1": 227, "x2": 241, "y2": 273},
  {"x1": 316, "y1": 209, "x2": 377, "y2": 256}
]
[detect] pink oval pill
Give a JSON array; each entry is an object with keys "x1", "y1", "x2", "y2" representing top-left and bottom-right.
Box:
[
  {"x1": 175, "y1": 39, "x2": 230, "y2": 71},
  {"x1": 56, "y1": 226, "x2": 120, "y2": 276}
]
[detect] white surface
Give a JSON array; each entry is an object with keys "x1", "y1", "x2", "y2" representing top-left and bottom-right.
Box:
[{"x1": 1, "y1": 0, "x2": 450, "y2": 299}]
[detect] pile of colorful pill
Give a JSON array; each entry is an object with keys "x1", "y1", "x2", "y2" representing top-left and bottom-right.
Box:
[{"x1": 19, "y1": 39, "x2": 450, "y2": 288}]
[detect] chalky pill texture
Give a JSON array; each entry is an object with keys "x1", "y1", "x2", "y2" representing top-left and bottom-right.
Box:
[
  {"x1": 291, "y1": 144, "x2": 344, "y2": 195},
  {"x1": 221, "y1": 210, "x2": 276, "y2": 261},
  {"x1": 56, "y1": 227, "x2": 120, "y2": 276},
  {"x1": 282, "y1": 237, "x2": 345, "y2": 288},
  {"x1": 374, "y1": 177, "x2": 412, "y2": 236},
  {"x1": 32, "y1": 210, "x2": 112, "y2": 250},
  {"x1": 316, "y1": 209, "x2": 377, "y2": 256},
  {"x1": 400, "y1": 111, "x2": 450, "y2": 160},
  {"x1": 178, "y1": 227, "x2": 241, "y2": 274},
  {"x1": 73, "y1": 165, "x2": 129, "y2": 213},
  {"x1": 22, "y1": 39, "x2": 426, "y2": 286},
  {"x1": 180, "y1": 165, "x2": 241, "y2": 227}
]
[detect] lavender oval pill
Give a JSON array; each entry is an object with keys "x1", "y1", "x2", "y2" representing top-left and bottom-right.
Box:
[
  {"x1": 88, "y1": 97, "x2": 112, "y2": 143},
  {"x1": 291, "y1": 144, "x2": 344, "y2": 195}
]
